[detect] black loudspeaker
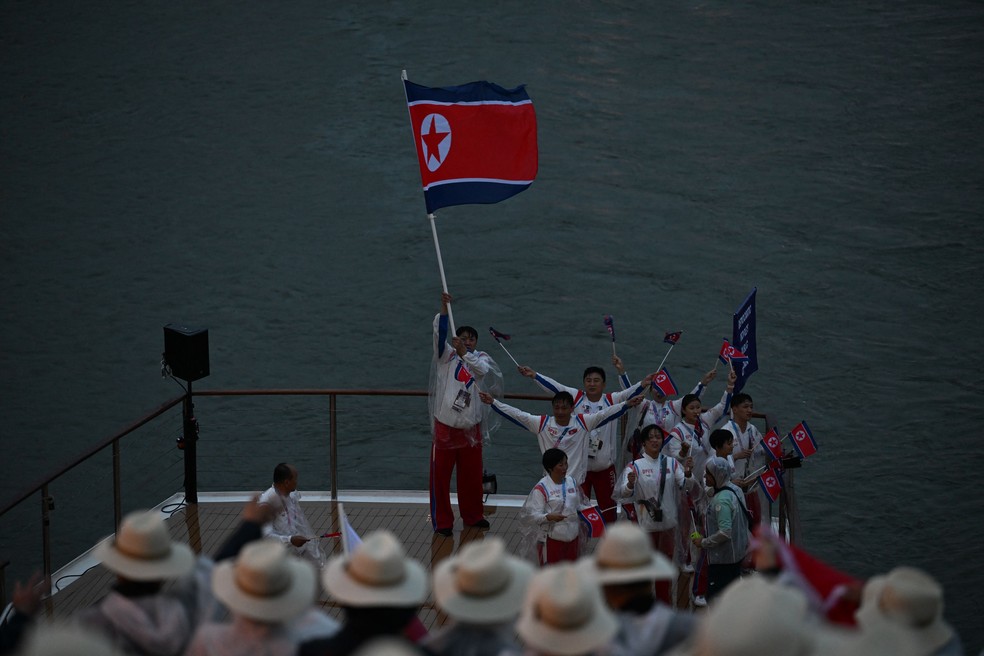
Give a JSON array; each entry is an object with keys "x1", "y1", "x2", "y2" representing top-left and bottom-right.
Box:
[{"x1": 163, "y1": 324, "x2": 210, "y2": 382}]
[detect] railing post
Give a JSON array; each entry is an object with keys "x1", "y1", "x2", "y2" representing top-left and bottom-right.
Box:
[
  {"x1": 112, "y1": 438, "x2": 122, "y2": 529},
  {"x1": 330, "y1": 393, "x2": 338, "y2": 501},
  {"x1": 182, "y1": 382, "x2": 199, "y2": 504}
]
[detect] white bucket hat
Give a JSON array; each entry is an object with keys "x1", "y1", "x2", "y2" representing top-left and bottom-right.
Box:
[
  {"x1": 855, "y1": 566, "x2": 954, "y2": 655},
  {"x1": 212, "y1": 539, "x2": 317, "y2": 622},
  {"x1": 577, "y1": 522, "x2": 676, "y2": 585},
  {"x1": 688, "y1": 576, "x2": 854, "y2": 656},
  {"x1": 433, "y1": 537, "x2": 533, "y2": 624},
  {"x1": 94, "y1": 510, "x2": 194, "y2": 581},
  {"x1": 516, "y1": 564, "x2": 618, "y2": 656},
  {"x1": 322, "y1": 530, "x2": 428, "y2": 607}
]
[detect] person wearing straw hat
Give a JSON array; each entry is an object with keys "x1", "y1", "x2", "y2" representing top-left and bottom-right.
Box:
[
  {"x1": 184, "y1": 539, "x2": 330, "y2": 656},
  {"x1": 75, "y1": 498, "x2": 272, "y2": 655},
  {"x1": 855, "y1": 566, "x2": 964, "y2": 655},
  {"x1": 669, "y1": 575, "x2": 861, "y2": 656},
  {"x1": 426, "y1": 537, "x2": 533, "y2": 656},
  {"x1": 515, "y1": 563, "x2": 618, "y2": 656},
  {"x1": 298, "y1": 529, "x2": 429, "y2": 656},
  {"x1": 579, "y1": 522, "x2": 696, "y2": 655}
]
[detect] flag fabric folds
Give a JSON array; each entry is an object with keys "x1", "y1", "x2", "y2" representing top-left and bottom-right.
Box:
[
  {"x1": 789, "y1": 421, "x2": 818, "y2": 459},
  {"x1": 651, "y1": 368, "x2": 679, "y2": 397},
  {"x1": 404, "y1": 79, "x2": 538, "y2": 213},
  {"x1": 603, "y1": 315, "x2": 616, "y2": 341},
  {"x1": 762, "y1": 427, "x2": 784, "y2": 461},
  {"x1": 488, "y1": 327, "x2": 511, "y2": 343},
  {"x1": 578, "y1": 506, "x2": 606, "y2": 538},
  {"x1": 718, "y1": 338, "x2": 749, "y2": 364},
  {"x1": 731, "y1": 288, "x2": 758, "y2": 393},
  {"x1": 663, "y1": 331, "x2": 682, "y2": 345},
  {"x1": 758, "y1": 467, "x2": 784, "y2": 503}
]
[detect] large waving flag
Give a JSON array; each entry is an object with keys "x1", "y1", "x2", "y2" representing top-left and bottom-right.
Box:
[{"x1": 404, "y1": 78, "x2": 538, "y2": 213}]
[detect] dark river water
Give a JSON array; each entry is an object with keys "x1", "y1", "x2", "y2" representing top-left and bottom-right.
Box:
[{"x1": 2, "y1": 0, "x2": 982, "y2": 648}]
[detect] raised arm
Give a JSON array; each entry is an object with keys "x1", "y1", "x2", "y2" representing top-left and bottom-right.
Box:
[
  {"x1": 582, "y1": 394, "x2": 645, "y2": 431},
  {"x1": 669, "y1": 368, "x2": 717, "y2": 414},
  {"x1": 523, "y1": 369, "x2": 579, "y2": 397},
  {"x1": 699, "y1": 369, "x2": 737, "y2": 428},
  {"x1": 433, "y1": 292, "x2": 453, "y2": 359},
  {"x1": 480, "y1": 393, "x2": 543, "y2": 433}
]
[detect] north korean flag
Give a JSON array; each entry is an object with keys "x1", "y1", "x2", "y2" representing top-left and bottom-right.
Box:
[
  {"x1": 758, "y1": 468, "x2": 784, "y2": 503},
  {"x1": 789, "y1": 421, "x2": 818, "y2": 459},
  {"x1": 578, "y1": 506, "x2": 606, "y2": 538},
  {"x1": 404, "y1": 79, "x2": 538, "y2": 214},
  {"x1": 454, "y1": 361, "x2": 474, "y2": 387},
  {"x1": 718, "y1": 338, "x2": 749, "y2": 365},
  {"x1": 651, "y1": 368, "x2": 679, "y2": 397},
  {"x1": 762, "y1": 427, "x2": 784, "y2": 461},
  {"x1": 663, "y1": 331, "x2": 682, "y2": 345}
]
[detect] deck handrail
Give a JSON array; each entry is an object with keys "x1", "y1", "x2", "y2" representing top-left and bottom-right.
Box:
[{"x1": 0, "y1": 386, "x2": 795, "y2": 601}]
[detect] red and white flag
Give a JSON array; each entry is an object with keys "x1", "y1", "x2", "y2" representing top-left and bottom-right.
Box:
[
  {"x1": 758, "y1": 468, "x2": 784, "y2": 503},
  {"x1": 789, "y1": 421, "x2": 818, "y2": 459},
  {"x1": 651, "y1": 368, "x2": 679, "y2": 397},
  {"x1": 761, "y1": 427, "x2": 784, "y2": 461},
  {"x1": 578, "y1": 505, "x2": 606, "y2": 538}
]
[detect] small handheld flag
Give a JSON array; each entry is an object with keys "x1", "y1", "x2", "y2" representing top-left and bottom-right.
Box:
[
  {"x1": 718, "y1": 338, "x2": 749, "y2": 365},
  {"x1": 489, "y1": 326, "x2": 520, "y2": 368},
  {"x1": 651, "y1": 368, "x2": 679, "y2": 397},
  {"x1": 788, "y1": 421, "x2": 818, "y2": 459},
  {"x1": 664, "y1": 331, "x2": 682, "y2": 345},
  {"x1": 758, "y1": 468, "x2": 784, "y2": 503},
  {"x1": 761, "y1": 427, "x2": 785, "y2": 461},
  {"x1": 578, "y1": 506, "x2": 606, "y2": 538},
  {"x1": 603, "y1": 315, "x2": 616, "y2": 358}
]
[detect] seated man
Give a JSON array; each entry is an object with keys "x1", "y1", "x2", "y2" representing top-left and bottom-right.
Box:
[{"x1": 259, "y1": 462, "x2": 324, "y2": 567}]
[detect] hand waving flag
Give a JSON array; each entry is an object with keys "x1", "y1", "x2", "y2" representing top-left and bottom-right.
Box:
[{"x1": 404, "y1": 78, "x2": 538, "y2": 213}]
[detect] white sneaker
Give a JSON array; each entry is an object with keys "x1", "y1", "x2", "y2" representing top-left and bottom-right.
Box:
[{"x1": 693, "y1": 595, "x2": 707, "y2": 608}]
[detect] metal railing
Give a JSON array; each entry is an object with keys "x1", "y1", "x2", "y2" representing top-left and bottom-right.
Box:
[{"x1": 0, "y1": 387, "x2": 797, "y2": 605}]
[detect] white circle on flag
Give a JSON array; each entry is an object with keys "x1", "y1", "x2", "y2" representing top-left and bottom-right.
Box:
[{"x1": 420, "y1": 113, "x2": 452, "y2": 172}]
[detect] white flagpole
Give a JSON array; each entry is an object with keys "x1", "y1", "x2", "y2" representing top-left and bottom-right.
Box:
[
  {"x1": 403, "y1": 69, "x2": 457, "y2": 333},
  {"x1": 496, "y1": 341, "x2": 520, "y2": 368},
  {"x1": 429, "y1": 213, "x2": 456, "y2": 334},
  {"x1": 338, "y1": 502, "x2": 350, "y2": 555},
  {"x1": 654, "y1": 344, "x2": 675, "y2": 375}
]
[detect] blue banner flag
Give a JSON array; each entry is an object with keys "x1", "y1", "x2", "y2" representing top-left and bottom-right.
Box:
[
  {"x1": 404, "y1": 79, "x2": 538, "y2": 213},
  {"x1": 731, "y1": 288, "x2": 758, "y2": 393}
]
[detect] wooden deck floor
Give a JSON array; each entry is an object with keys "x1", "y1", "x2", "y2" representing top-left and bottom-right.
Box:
[{"x1": 42, "y1": 496, "x2": 567, "y2": 630}]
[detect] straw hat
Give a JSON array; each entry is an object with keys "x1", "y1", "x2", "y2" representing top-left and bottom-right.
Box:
[
  {"x1": 212, "y1": 539, "x2": 317, "y2": 622},
  {"x1": 433, "y1": 537, "x2": 533, "y2": 624},
  {"x1": 578, "y1": 522, "x2": 676, "y2": 585},
  {"x1": 94, "y1": 510, "x2": 194, "y2": 581},
  {"x1": 19, "y1": 624, "x2": 122, "y2": 656},
  {"x1": 855, "y1": 567, "x2": 954, "y2": 655},
  {"x1": 516, "y1": 564, "x2": 618, "y2": 656},
  {"x1": 322, "y1": 530, "x2": 427, "y2": 607},
  {"x1": 689, "y1": 576, "x2": 853, "y2": 656}
]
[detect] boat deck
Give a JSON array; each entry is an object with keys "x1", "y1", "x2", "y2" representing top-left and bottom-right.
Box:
[{"x1": 41, "y1": 491, "x2": 620, "y2": 630}]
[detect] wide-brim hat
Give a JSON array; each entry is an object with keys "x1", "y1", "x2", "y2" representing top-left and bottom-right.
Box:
[
  {"x1": 433, "y1": 537, "x2": 533, "y2": 624},
  {"x1": 855, "y1": 567, "x2": 954, "y2": 655},
  {"x1": 322, "y1": 529, "x2": 428, "y2": 607},
  {"x1": 94, "y1": 510, "x2": 195, "y2": 581},
  {"x1": 212, "y1": 539, "x2": 317, "y2": 622},
  {"x1": 516, "y1": 564, "x2": 617, "y2": 656},
  {"x1": 688, "y1": 575, "x2": 855, "y2": 656},
  {"x1": 578, "y1": 522, "x2": 676, "y2": 585}
]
